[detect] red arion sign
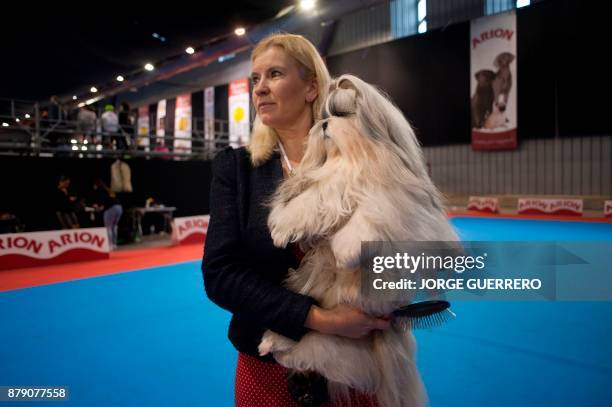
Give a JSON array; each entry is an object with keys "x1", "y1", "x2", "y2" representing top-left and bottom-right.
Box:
[{"x1": 0, "y1": 228, "x2": 109, "y2": 270}]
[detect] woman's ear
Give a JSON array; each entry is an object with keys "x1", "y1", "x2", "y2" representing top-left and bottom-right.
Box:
[{"x1": 305, "y1": 79, "x2": 318, "y2": 103}]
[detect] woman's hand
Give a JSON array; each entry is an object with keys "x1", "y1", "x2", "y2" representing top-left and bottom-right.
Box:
[{"x1": 305, "y1": 304, "x2": 390, "y2": 339}]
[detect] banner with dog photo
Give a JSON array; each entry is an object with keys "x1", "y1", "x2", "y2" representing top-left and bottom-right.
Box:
[{"x1": 470, "y1": 11, "x2": 517, "y2": 150}]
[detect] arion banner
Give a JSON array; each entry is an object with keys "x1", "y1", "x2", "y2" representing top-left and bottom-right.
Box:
[
  {"x1": 172, "y1": 215, "x2": 209, "y2": 245},
  {"x1": 0, "y1": 228, "x2": 109, "y2": 270},
  {"x1": 470, "y1": 11, "x2": 517, "y2": 150}
]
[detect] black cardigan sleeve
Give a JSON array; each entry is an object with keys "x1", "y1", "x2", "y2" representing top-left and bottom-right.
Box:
[{"x1": 202, "y1": 148, "x2": 316, "y2": 342}]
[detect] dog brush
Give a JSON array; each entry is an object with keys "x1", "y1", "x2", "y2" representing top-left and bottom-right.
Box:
[{"x1": 392, "y1": 300, "x2": 456, "y2": 330}]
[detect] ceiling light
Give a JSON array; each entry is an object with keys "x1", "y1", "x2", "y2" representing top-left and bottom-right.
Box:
[
  {"x1": 218, "y1": 53, "x2": 236, "y2": 63},
  {"x1": 186, "y1": 46, "x2": 195, "y2": 54},
  {"x1": 234, "y1": 27, "x2": 245, "y2": 36},
  {"x1": 116, "y1": 75, "x2": 124, "y2": 82},
  {"x1": 144, "y1": 63, "x2": 154, "y2": 71},
  {"x1": 151, "y1": 32, "x2": 166, "y2": 42},
  {"x1": 299, "y1": 0, "x2": 316, "y2": 11},
  {"x1": 72, "y1": 95, "x2": 77, "y2": 100},
  {"x1": 25, "y1": 114, "x2": 31, "y2": 119},
  {"x1": 90, "y1": 86, "x2": 98, "y2": 93}
]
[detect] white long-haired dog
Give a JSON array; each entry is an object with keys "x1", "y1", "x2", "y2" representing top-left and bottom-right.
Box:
[{"x1": 259, "y1": 74, "x2": 459, "y2": 407}]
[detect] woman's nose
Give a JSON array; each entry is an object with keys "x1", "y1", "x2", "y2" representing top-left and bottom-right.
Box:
[{"x1": 254, "y1": 79, "x2": 269, "y2": 96}]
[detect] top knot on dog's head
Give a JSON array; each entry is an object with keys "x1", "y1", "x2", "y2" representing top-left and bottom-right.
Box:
[{"x1": 325, "y1": 75, "x2": 360, "y2": 118}]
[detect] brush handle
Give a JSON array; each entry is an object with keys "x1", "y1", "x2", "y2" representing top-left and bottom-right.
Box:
[{"x1": 392, "y1": 300, "x2": 451, "y2": 317}]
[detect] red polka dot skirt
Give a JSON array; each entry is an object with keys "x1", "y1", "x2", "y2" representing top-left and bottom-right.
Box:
[{"x1": 235, "y1": 352, "x2": 379, "y2": 407}]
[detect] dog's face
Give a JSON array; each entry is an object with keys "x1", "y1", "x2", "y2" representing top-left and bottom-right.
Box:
[
  {"x1": 475, "y1": 69, "x2": 495, "y2": 86},
  {"x1": 305, "y1": 116, "x2": 379, "y2": 170},
  {"x1": 301, "y1": 79, "x2": 379, "y2": 173},
  {"x1": 494, "y1": 52, "x2": 515, "y2": 69}
]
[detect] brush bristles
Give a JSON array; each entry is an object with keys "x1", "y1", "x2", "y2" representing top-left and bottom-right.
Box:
[{"x1": 395, "y1": 308, "x2": 456, "y2": 331}]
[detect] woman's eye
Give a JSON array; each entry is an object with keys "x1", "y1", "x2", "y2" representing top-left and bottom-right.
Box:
[
  {"x1": 251, "y1": 77, "x2": 259, "y2": 85},
  {"x1": 271, "y1": 70, "x2": 281, "y2": 77}
]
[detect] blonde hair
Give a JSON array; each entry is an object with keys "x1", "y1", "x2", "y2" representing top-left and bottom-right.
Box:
[{"x1": 247, "y1": 33, "x2": 331, "y2": 166}]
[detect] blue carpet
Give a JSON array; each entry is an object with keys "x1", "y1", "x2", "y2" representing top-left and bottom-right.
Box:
[{"x1": 1, "y1": 218, "x2": 611, "y2": 406}]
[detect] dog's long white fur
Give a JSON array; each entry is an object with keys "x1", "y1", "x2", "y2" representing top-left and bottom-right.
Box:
[{"x1": 259, "y1": 74, "x2": 459, "y2": 407}]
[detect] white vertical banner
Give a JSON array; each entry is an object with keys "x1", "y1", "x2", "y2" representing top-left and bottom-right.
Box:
[
  {"x1": 204, "y1": 87, "x2": 215, "y2": 146},
  {"x1": 156, "y1": 99, "x2": 166, "y2": 146},
  {"x1": 137, "y1": 105, "x2": 150, "y2": 148},
  {"x1": 228, "y1": 78, "x2": 250, "y2": 148},
  {"x1": 470, "y1": 11, "x2": 517, "y2": 150},
  {"x1": 174, "y1": 93, "x2": 192, "y2": 154}
]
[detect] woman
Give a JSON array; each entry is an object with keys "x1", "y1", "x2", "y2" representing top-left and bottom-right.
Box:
[{"x1": 202, "y1": 33, "x2": 390, "y2": 406}]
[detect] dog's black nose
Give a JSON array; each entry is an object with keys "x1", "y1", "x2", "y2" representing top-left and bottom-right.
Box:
[{"x1": 322, "y1": 121, "x2": 328, "y2": 131}]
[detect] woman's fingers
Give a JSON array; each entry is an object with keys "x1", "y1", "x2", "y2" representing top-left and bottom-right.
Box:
[
  {"x1": 311, "y1": 304, "x2": 393, "y2": 338},
  {"x1": 371, "y1": 317, "x2": 391, "y2": 331}
]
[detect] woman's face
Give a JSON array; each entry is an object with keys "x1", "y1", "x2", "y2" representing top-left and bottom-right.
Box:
[{"x1": 251, "y1": 46, "x2": 317, "y2": 129}]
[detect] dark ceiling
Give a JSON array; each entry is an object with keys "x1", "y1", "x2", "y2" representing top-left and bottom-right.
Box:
[{"x1": 1, "y1": 1, "x2": 293, "y2": 101}]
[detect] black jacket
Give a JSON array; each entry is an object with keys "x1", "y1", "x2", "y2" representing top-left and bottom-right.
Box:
[{"x1": 202, "y1": 147, "x2": 317, "y2": 362}]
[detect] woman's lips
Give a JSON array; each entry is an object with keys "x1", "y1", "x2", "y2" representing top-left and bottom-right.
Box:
[{"x1": 258, "y1": 102, "x2": 275, "y2": 111}]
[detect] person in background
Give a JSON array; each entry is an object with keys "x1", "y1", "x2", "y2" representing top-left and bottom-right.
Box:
[
  {"x1": 101, "y1": 104, "x2": 119, "y2": 149},
  {"x1": 118, "y1": 102, "x2": 133, "y2": 150},
  {"x1": 77, "y1": 106, "x2": 97, "y2": 144},
  {"x1": 48, "y1": 95, "x2": 63, "y2": 122},
  {"x1": 54, "y1": 175, "x2": 79, "y2": 229},
  {"x1": 90, "y1": 178, "x2": 123, "y2": 250}
]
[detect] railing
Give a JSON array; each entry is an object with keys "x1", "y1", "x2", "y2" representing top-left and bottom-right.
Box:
[{"x1": 0, "y1": 99, "x2": 231, "y2": 160}]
